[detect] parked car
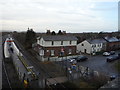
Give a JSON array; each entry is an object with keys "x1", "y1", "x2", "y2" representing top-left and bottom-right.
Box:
[
  {"x1": 118, "y1": 53, "x2": 120, "y2": 57},
  {"x1": 72, "y1": 56, "x2": 78, "y2": 60},
  {"x1": 103, "y1": 52, "x2": 110, "y2": 56},
  {"x1": 110, "y1": 75, "x2": 116, "y2": 81},
  {"x1": 110, "y1": 51, "x2": 115, "y2": 55},
  {"x1": 68, "y1": 59, "x2": 76, "y2": 63},
  {"x1": 106, "y1": 55, "x2": 119, "y2": 62},
  {"x1": 76, "y1": 56, "x2": 88, "y2": 62}
]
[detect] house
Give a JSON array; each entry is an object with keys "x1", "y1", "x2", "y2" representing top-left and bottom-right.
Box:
[
  {"x1": 36, "y1": 35, "x2": 78, "y2": 61},
  {"x1": 77, "y1": 38, "x2": 107, "y2": 55},
  {"x1": 103, "y1": 36, "x2": 120, "y2": 51}
]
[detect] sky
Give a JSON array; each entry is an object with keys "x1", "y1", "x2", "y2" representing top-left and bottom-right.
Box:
[{"x1": 0, "y1": 0, "x2": 119, "y2": 33}]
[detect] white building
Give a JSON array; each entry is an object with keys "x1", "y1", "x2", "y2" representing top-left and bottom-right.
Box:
[
  {"x1": 35, "y1": 35, "x2": 78, "y2": 61},
  {"x1": 77, "y1": 39, "x2": 107, "y2": 55}
]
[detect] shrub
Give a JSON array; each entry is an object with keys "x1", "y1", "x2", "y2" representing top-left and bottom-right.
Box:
[{"x1": 115, "y1": 61, "x2": 120, "y2": 72}]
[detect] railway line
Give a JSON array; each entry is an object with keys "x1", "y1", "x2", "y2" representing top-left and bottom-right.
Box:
[
  {"x1": 12, "y1": 36, "x2": 67, "y2": 88},
  {"x1": 1, "y1": 35, "x2": 12, "y2": 89},
  {"x1": 3, "y1": 37, "x2": 38, "y2": 88},
  {"x1": 3, "y1": 34, "x2": 67, "y2": 88}
]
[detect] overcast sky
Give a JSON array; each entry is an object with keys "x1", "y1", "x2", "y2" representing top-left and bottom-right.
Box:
[{"x1": 0, "y1": 0, "x2": 119, "y2": 33}]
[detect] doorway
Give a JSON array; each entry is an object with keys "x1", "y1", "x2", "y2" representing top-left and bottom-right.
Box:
[{"x1": 84, "y1": 49, "x2": 87, "y2": 53}]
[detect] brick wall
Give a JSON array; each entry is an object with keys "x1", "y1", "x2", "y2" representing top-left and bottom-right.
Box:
[
  {"x1": 44, "y1": 46, "x2": 77, "y2": 57},
  {"x1": 107, "y1": 41, "x2": 120, "y2": 51}
]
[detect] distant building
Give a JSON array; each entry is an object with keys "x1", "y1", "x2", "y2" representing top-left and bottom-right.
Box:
[
  {"x1": 103, "y1": 36, "x2": 120, "y2": 51},
  {"x1": 36, "y1": 35, "x2": 78, "y2": 61},
  {"x1": 77, "y1": 38, "x2": 107, "y2": 55}
]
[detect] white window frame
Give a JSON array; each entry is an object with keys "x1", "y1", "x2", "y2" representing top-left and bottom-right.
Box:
[
  {"x1": 69, "y1": 49, "x2": 72, "y2": 54},
  {"x1": 39, "y1": 49, "x2": 44, "y2": 56},
  {"x1": 51, "y1": 50, "x2": 55, "y2": 56}
]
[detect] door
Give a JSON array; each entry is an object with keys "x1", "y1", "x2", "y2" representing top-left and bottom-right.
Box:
[{"x1": 84, "y1": 49, "x2": 87, "y2": 53}]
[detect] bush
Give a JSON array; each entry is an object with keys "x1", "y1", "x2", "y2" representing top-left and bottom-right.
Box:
[
  {"x1": 95, "y1": 51, "x2": 104, "y2": 55},
  {"x1": 87, "y1": 75, "x2": 108, "y2": 89},
  {"x1": 62, "y1": 81, "x2": 78, "y2": 88},
  {"x1": 79, "y1": 82, "x2": 95, "y2": 88},
  {"x1": 115, "y1": 61, "x2": 120, "y2": 72}
]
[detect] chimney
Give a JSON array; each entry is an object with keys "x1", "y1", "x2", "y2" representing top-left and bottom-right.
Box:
[{"x1": 63, "y1": 31, "x2": 66, "y2": 34}]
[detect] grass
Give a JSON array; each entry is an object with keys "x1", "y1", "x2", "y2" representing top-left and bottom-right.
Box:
[
  {"x1": 71, "y1": 74, "x2": 109, "y2": 89},
  {"x1": 114, "y1": 60, "x2": 120, "y2": 72}
]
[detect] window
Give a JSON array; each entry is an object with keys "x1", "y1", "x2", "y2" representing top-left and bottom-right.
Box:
[
  {"x1": 103, "y1": 43, "x2": 105, "y2": 46},
  {"x1": 92, "y1": 45, "x2": 94, "y2": 47},
  {"x1": 42, "y1": 41, "x2": 43, "y2": 45},
  {"x1": 69, "y1": 49, "x2": 72, "y2": 54},
  {"x1": 52, "y1": 41, "x2": 54, "y2": 45},
  {"x1": 94, "y1": 44, "x2": 96, "y2": 47},
  {"x1": 61, "y1": 41, "x2": 63, "y2": 45},
  {"x1": 70, "y1": 41, "x2": 72, "y2": 44},
  {"x1": 51, "y1": 50, "x2": 55, "y2": 56},
  {"x1": 39, "y1": 49, "x2": 44, "y2": 56},
  {"x1": 97, "y1": 49, "x2": 99, "y2": 51},
  {"x1": 99, "y1": 44, "x2": 101, "y2": 47},
  {"x1": 47, "y1": 50, "x2": 49, "y2": 52},
  {"x1": 81, "y1": 43, "x2": 84, "y2": 46}
]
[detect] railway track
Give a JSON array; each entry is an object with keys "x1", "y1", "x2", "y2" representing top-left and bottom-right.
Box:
[
  {"x1": 13, "y1": 37, "x2": 66, "y2": 88},
  {"x1": 2, "y1": 35, "x2": 12, "y2": 89},
  {"x1": 3, "y1": 36, "x2": 39, "y2": 88}
]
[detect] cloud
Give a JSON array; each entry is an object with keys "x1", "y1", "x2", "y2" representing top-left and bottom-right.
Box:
[{"x1": 0, "y1": 0, "x2": 118, "y2": 32}]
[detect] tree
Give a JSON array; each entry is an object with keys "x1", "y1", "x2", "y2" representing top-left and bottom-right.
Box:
[
  {"x1": 51, "y1": 31, "x2": 56, "y2": 35},
  {"x1": 58, "y1": 30, "x2": 63, "y2": 35},
  {"x1": 46, "y1": 30, "x2": 51, "y2": 35},
  {"x1": 25, "y1": 28, "x2": 36, "y2": 49}
]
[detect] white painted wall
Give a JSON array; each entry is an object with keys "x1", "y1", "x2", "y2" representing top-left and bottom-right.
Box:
[
  {"x1": 63, "y1": 41, "x2": 69, "y2": 46},
  {"x1": 77, "y1": 40, "x2": 91, "y2": 54},
  {"x1": 77, "y1": 40, "x2": 104, "y2": 54},
  {"x1": 44, "y1": 41, "x2": 52, "y2": 46},
  {"x1": 91, "y1": 43, "x2": 103, "y2": 53},
  {"x1": 37, "y1": 37, "x2": 77, "y2": 47},
  {"x1": 54, "y1": 41, "x2": 61, "y2": 46},
  {"x1": 72, "y1": 41, "x2": 77, "y2": 45}
]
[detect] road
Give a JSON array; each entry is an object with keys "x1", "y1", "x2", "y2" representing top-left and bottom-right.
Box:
[
  {"x1": 57, "y1": 52, "x2": 119, "y2": 76},
  {"x1": 78, "y1": 54, "x2": 119, "y2": 76}
]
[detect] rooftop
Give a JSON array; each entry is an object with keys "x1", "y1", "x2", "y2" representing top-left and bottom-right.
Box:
[
  {"x1": 37, "y1": 35, "x2": 78, "y2": 41},
  {"x1": 86, "y1": 38, "x2": 107, "y2": 44},
  {"x1": 104, "y1": 37, "x2": 119, "y2": 42}
]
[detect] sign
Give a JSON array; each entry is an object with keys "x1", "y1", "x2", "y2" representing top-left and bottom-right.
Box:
[
  {"x1": 72, "y1": 64, "x2": 76, "y2": 70},
  {"x1": 61, "y1": 48, "x2": 64, "y2": 52},
  {"x1": 27, "y1": 66, "x2": 33, "y2": 69}
]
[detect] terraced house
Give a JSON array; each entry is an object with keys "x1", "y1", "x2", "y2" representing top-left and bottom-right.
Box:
[
  {"x1": 103, "y1": 36, "x2": 120, "y2": 51},
  {"x1": 36, "y1": 35, "x2": 78, "y2": 61}
]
